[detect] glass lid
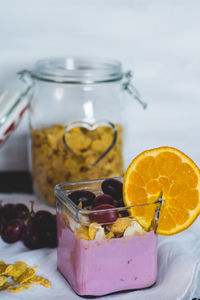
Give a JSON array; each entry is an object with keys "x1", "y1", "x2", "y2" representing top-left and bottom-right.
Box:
[{"x1": 31, "y1": 57, "x2": 123, "y2": 84}]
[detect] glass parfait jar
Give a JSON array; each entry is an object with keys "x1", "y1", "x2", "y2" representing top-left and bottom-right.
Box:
[
  {"x1": 55, "y1": 177, "x2": 157, "y2": 296},
  {"x1": 0, "y1": 57, "x2": 146, "y2": 205}
]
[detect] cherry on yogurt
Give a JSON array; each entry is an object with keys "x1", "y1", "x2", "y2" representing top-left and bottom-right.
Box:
[
  {"x1": 68, "y1": 190, "x2": 96, "y2": 207},
  {"x1": 93, "y1": 194, "x2": 114, "y2": 207},
  {"x1": 101, "y1": 179, "x2": 123, "y2": 201},
  {"x1": 90, "y1": 204, "x2": 118, "y2": 225}
]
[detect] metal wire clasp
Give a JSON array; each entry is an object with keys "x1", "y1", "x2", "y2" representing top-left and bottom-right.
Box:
[
  {"x1": 122, "y1": 71, "x2": 147, "y2": 109},
  {"x1": 18, "y1": 70, "x2": 33, "y2": 88}
]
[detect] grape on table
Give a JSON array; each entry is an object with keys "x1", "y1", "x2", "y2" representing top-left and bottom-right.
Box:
[{"x1": 0, "y1": 202, "x2": 57, "y2": 249}]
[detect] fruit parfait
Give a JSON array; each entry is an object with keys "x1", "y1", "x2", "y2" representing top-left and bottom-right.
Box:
[
  {"x1": 55, "y1": 146, "x2": 200, "y2": 296},
  {"x1": 55, "y1": 178, "x2": 158, "y2": 296}
]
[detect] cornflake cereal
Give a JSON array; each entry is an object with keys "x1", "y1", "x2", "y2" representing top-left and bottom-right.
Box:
[
  {"x1": 76, "y1": 226, "x2": 90, "y2": 240},
  {"x1": 0, "y1": 264, "x2": 13, "y2": 276},
  {"x1": 7, "y1": 284, "x2": 31, "y2": 293},
  {"x1": 7, "y1": 262, "x2": 28, "y2": 278},
  {"x1": 31, "y1": 124, "x2": 123, "y2": 205},
  {"x1": 0, "y1": 276, "x2": 7, "y2": 287},
  {"x1": 28, "y1": 276, "x2": 52, "y2": 288},
  {"x1": 106, "y1": 217, "x2": 132, "y2": 234},
  {"x1": 105, "y1": 231, "x2": 115, "y2": 239},
  {"x1": 67, "y1": 213, "x2": 146, "y2": 242},
  {"x1": 88, "y1": 223, "x2": 102, "y2": 240},
  {"x1": 0, "y1": 282, "x2": 8, "y2": 291},
  {"x1": 0, "y1": 261, "x2": 51, "y2": 294},
  {"x1": 15, "y1": 267, "x2": 35, "y2": 284}
]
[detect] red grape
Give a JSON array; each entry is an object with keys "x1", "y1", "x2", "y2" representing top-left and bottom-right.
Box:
[
  {"x1": 68, "y1": 190, "x2": 95, "y2": 207},
  {"x1": 0, "y1": 201, "x2": 57, "y2": 249},
  {"x1": 2, "y1": 204, "x2": 15, "y2": 221},
  {"x1": 14, "y1": 203, "x2": 29, "y2": 219},
  {"x1": 90, "y1": 204, "x2": 118, "y2": 225},
  {"x1": 32, "y1": 211, "x2": 57, "y2": 248},
  {"x1": 42, "y1": 215, "x2": 57, "y2": 248},
  {"x1": 0, "y1": 214, "x2": 6, "y2": 234},
  {"x1": 93, "y1": 194, "x2": 113, "y2": 207},
  {"x1": 33, "y1": 211, "x2": 54, "y2": 229},
  {"x1": 101, "y1": 179, "x2": 122, "y2": 201},
  {"x1": 1, "y1": 219, "x2": 24, "y2": 243},
  {"x1": 22, "y1": 219, "x2": 42, "y2": 250}
]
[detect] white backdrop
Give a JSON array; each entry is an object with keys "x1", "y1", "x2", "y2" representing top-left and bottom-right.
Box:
[{"x1": 0, "y1": 0, "x2": 200, "y2": 170}]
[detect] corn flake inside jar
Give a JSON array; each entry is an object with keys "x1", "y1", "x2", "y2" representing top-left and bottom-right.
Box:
[
  {"x1": 31, "y1": 124, "x2": 123, "y2": 205},
  {"x1": 73, "y1": 218, "x2": 145, "y2": 241}
]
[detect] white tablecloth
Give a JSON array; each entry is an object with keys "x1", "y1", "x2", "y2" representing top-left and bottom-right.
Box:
[{"x1": 0, "y1": 194, "x2": 200, "y2": 300}]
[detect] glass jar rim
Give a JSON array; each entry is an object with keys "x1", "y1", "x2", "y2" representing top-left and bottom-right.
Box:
[
  {"x1": 55, "y1": 177, "x2": 159, "y2": 216},
  {"x1": 31, "y1": 56, "x2": 123, "y2": 84}
]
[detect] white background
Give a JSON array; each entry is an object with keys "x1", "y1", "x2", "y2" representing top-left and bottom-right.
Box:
[{"x1": 0, "y1": 0, "x2": 200, "y2": 170}]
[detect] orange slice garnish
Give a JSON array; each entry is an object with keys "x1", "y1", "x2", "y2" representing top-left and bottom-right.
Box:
[{"x1": 123, "y1": 146, "x2": 200, "y2": 235}]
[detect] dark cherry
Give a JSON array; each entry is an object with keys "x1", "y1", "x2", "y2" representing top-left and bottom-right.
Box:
[
  {"x1": 42, "y1": 215, "x2": 57, "y2": 248},
  {"x1": 22, "y1": 219, "x2": 42, "y2": 250},
  {"x1": 119, "y1": 210, "x2": 129, "y2": 217},
  {"x1": 68, "y1": 190, "x2": 96, "y2": 207},
  {"x1": 0, "y1": 208, "x2": 6, "y2": 234},
  {"x1": 115, "y1": 197, "x2": 124, "y2": 208},
  {"x1": 32, "y1": 211, "x2": 57, "y2": 248},
  {"x1": 14, "y1": 203, "x2": 29, "y2": 219},
  {"x1": 2, "y1": 204, "x2": 16, "y2": 221},
  {"x1": 1, "y1": 219, "x2": 24, "y2": 243},
  {"x1": 93, "y1": 194, "x2": 114, "y2": 207},
  {"x1": 0, "y1": 213, "x2": 6, "y2": 234},
  {"x1": 101, "y1": 179, "x2": 123, "y2": 201},
  {"x1": 33, "y1": 210, "x2": 55, "y2": 229},
  {"x1": 90, "y1": 204, "x2": 118, "y2": 225}
]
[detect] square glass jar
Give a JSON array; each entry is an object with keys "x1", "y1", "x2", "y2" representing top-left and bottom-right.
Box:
[{"x1": 55, "y1": 178, "x2": 158, "y2": 296}]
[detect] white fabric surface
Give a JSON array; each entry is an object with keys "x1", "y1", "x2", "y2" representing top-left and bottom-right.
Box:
[{"x1": 0, "y1": 193, "x2": 200, "y2": 300}]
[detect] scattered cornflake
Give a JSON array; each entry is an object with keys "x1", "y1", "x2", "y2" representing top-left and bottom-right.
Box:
[
  {"x1": 0, "y1": 282, "x2": 8, "y2": 291},
  {"x1": 0, "y1": 264, "x2": 13, "y2": 276},
  {"x1": 7, "y1": 284, "x2": 31, "y2": 293},
  {"x1": 15, "y1": 262, "x2": 28, "y2": 269},
  {"x1": 7, "y1": 262, "x2": 28, "y2": 278},
  {"x1": 41, "y1": 278, "x2": 52, "y2": 288},
  {"x1": 0, "y1": 276, "x2": 7, "y2": 287},
  {"x1": 28, "y1": 276, "x2": 51, "y2": 288},
  {"x1": 0, "y1": 263, "x2": 6, "y2": 274},
  {"x1": 15, "y1": 267, "x2": 35, "y2": 284},
  {"x1": 27, "y1": 275, "x2": 44, "y2": 284},
  {"x1": 0, "y1": 260, "x2": 51, "y2": 294}
]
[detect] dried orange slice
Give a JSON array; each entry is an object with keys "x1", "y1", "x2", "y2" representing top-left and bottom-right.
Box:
[{"x1": 123, "y1": 146, "x2": 200, "y2": 235}]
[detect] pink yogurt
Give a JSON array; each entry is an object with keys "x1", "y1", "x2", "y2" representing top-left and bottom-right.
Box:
[{"x1": 57, "y1": 216, "x2": 157, "y2": 296}]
